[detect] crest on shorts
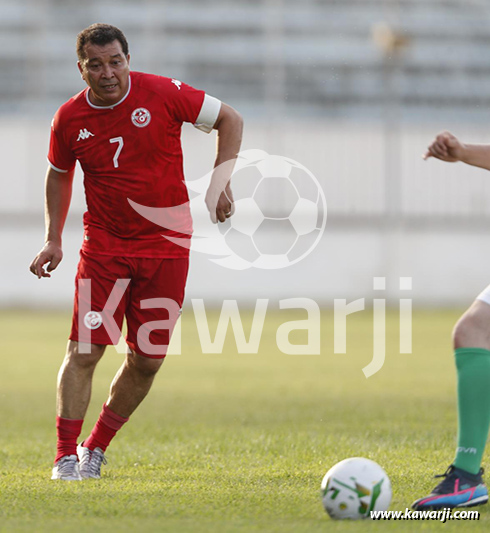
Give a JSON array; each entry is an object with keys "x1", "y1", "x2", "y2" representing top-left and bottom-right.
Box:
[
  {"x1": 84, "y1": 311, "x2": 103, "y2": 330},
  {"x1": 131, "y1": 107, "x2": 151, "y2": 128}
]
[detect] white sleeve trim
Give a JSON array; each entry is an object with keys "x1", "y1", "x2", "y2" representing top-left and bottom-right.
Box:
[
  {"x1": 194, "y1": 94, "x2": 221, "y2": 133},
  {"x1": 47, "y1": 158, "x2": 68, "y2": 173}
]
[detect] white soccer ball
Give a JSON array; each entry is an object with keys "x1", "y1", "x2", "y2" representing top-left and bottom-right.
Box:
[{"x1": 321, "y1": 457, "x2": 392, "y2": 520}]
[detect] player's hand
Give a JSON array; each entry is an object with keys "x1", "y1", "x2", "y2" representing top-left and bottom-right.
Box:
[
  {"x1": 423, "y1": 131, "x2": 466, "y2": 162},
  {"x1": 206, "y1": 182, "x2": 235, "y2": 223},
  {"x1": 29, "y1": 241, "x2": 63, "y2": 279}
]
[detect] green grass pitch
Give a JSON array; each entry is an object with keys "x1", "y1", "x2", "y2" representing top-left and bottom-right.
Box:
[{"x1": 0, "y1": 308, "x2": 487, "y2": 531}]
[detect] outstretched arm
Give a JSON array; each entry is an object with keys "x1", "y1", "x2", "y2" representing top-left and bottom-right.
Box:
[
  {"x1": 205, "y1": 103, "x2": 243, "y2": 223},
  {"x1": 29, "y1": 166, "x2": 74, "y2": 278},
  {"x1": 424, "y1": 131, "x2": 490, "y2": 171}
]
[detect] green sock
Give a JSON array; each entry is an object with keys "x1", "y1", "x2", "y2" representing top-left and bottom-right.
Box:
[{"x1": 454, "y1": 347, "x2": 490, "y2": 474}]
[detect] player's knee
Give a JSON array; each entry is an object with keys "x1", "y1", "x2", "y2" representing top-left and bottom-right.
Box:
[
  {"x1": 65, "y1": 341, "x2": 105, "y2": 370},
  {"x1": 127, "y1": 351, "x2": 163, "y2": 378},
  {"x1": 453, "y1": 313, "x2": 486, "y2": 349}
]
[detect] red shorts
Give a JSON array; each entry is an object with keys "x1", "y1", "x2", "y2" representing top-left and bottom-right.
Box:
[{"x1": 70, "y1": 251, "x2": 189, "y2": 358}]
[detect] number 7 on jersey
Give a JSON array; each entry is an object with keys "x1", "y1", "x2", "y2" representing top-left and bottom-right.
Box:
[{"x1": 110, "y1": 137, "x2": 124, "y2": 168}]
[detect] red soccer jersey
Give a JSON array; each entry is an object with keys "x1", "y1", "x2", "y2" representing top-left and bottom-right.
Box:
[{"x1": 48, "y1": 71, "x2": 217, "y2": 258}]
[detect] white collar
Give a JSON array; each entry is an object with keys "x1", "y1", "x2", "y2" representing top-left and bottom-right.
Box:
[{"x1": 85, "y1": 75, "x2": 132, "y2": 110}]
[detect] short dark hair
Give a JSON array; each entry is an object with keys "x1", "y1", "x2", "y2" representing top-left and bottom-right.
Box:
[{"x1": 76, "y1": 23, "x2": 129, "y2": 62}]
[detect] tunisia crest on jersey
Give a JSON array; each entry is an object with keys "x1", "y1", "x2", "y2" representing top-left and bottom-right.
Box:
[{"x1": 131, "y1": 107, "x2": 151, "y2": 128}]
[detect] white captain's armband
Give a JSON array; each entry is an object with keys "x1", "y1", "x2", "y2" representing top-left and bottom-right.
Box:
[
  {"x1": 47, "y1": 158, "x2": 68, "y2": 173},
  {"x1": 194, "y1": 94, "x2": 222, "y2": 133}
]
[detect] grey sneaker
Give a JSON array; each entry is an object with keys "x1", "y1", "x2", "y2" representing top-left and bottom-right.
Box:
[
  {"x1": 51, "y1": 455, "x2": 82, "y2": 481},
  {"x1": 77, "y1": 443, "x2": 107, "y2": 479}
]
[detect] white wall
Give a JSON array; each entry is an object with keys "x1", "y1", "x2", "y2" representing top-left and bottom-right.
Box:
[
  {"x1": 4, "y1": 118, "x2": 490, "y2": 217},
  {"x1": 2, "y1": 223, "x2": 489, "y2": 308},
  {"x1": 2, "y1": 119, "x2": 490, "y2": 308}
]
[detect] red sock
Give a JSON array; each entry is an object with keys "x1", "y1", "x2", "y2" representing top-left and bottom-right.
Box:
[
  {"x1": 83, "y1": 404, "x2": 129, "y2": 452},
  {"x1": 55, "y1": 416, "x2": 84, "y2": 463}
]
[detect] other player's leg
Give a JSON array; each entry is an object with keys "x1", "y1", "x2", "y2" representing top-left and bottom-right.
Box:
[{"x1": 412, "y1": 295, "x2": 490, "y2": 509}]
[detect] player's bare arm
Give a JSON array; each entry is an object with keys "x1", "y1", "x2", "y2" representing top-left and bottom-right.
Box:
[
  {"x1": 29, "y1": 166, "x2": 74, "y2": 278},
  {"x1": 206, "y1": 103, "x2": 243, "y2": 223},
  {"x1": 424, "y1": 130, "x2": 490, "y2": 171}
]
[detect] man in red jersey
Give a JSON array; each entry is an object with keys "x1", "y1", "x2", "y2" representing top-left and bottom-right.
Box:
[{"x1": 29, "y1": 23, "x2": 243, "y2": 481}]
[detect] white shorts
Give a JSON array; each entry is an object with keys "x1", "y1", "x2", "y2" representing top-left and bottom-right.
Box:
[{"x1": 476, "y1": 285, "x2": 490, "y2": 306}]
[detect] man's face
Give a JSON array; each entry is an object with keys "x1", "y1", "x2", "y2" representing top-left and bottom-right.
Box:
[{"x1": 78, "y1": 40, "x2": 130, "y2": 107}]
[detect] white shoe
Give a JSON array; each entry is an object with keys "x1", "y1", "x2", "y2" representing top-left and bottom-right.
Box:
[
  {"x1": 51, "y1": 455, "x2": 82, "y2": 481},
  {"x1": 77, "y1": 443, "x2": 107, "y2": 479}
]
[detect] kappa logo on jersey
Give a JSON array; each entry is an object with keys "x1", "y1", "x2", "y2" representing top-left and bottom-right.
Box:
[
  {"x1": 131, "y1": 108, "x2": 151, "y2": 128},
  {"x1": 171, "y1": 79, "x2": 182, "y2": 90},
  {"x1": 77, "y1": 128, "x2": 95, "y2": 141}
]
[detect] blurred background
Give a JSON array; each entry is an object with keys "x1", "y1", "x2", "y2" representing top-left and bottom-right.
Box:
[{"x1": 3, "y1": 0, "x2": 490, "y2": 308}]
